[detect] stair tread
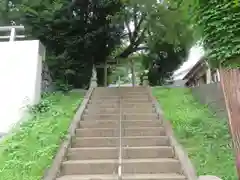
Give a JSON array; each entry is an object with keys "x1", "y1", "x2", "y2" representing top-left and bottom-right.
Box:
[
  {"x1": 123, "y1": 158, "x2": 179, "y2": 163},
  {"x1": 77, "y1": 127, "x2": 164, "y2": 130},
  {"x1": 80, "y1": 120, "x2": 160, "y2": 122},
  {"x1": 74, "y1": 136, "x2": 168, "y2": 139},
  {"x1": 63, "y1": 158, "x2": 178, "y2": 164},
  {"x1": 80, "y1": 119, "x2": 160, "y2": 122},
  {"x1": 57, "y1": 173, "x2": 185, "y2": 180},
  {"x1": 69, "y1": 146, "x2": 172, "y2": 150},
  {"x1": 84, "y1": 113, "x2": 156, "y2": 115},
  {"x1": 63, "y1": 159, "x2": 117, "y2": 164}
]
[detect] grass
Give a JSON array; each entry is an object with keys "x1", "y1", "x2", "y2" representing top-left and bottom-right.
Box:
[
  {"x1": 0, "y1": 91, "x2": 83, "y2": 180},
  {"x1": 152, "y1": 87, "x2": 237, "y2": 180}
]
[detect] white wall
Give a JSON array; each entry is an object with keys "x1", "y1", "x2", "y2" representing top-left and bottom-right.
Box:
[{"x1": 0, "y1": 40, "x2": 45, "y2": 133}]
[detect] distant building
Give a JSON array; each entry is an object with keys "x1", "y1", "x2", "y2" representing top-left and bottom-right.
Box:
[{"x1": 183, "y1": 57, "x2": 220, "y2": 87}]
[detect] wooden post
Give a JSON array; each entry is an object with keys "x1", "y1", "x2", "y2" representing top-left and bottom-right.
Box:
[
  {"x1": 206, "y1": 67, "x2": 212, "y2": 84},
  {"x1": 130, "y1": 59, "x2": 136, "y2": 87},
  {"x1": 205, "y1": 61, "x2": 212, "y2": 84},
  {"x1": 220, "y1": 68, "x2": 240, "y2": 178},
  {"x1": 96, "y1": 63, "x2": 110, "y2": 87},
  {"x1": 104, "y1": 62, "x2": 108, "y2": 87}
]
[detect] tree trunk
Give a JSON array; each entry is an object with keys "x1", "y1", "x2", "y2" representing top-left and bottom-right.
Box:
[{"x1": 220, "y1": 68, "x2": 240, "y2": 178}]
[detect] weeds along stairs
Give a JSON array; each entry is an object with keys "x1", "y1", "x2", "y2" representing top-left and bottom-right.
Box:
[{"x1": 55, "y1": 87, "x2": 189, "y2": 180}]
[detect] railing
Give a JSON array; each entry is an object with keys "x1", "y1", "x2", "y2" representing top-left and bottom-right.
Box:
[
  {"x1": 118, "y1": 87, "x2": 122, "y2": 180},
  {"x1": 0, "y1": 26, "x2": 25, "y2": 41}
]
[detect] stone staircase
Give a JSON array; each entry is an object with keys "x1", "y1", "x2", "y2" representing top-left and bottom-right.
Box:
[{"x1": 55, "y1": 87, "x2": 187, "y2": 180}]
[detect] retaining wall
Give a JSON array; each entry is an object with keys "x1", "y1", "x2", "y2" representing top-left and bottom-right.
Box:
[{"x1": 191, "y1": 82, "x2": 227, "y2": 119}]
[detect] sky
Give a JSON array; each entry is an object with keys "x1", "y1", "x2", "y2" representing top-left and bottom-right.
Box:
[{"x1": 173, "y1": 45, "x2": 204, "y2": 80}]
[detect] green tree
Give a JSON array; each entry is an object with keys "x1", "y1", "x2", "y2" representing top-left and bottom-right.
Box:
[
  {"x1": 140, "y1": 42, "x2": 187, "y2": 86},
  {"x1": 115, "y1": 0, "x2": 193, "y2": 59},
  {"x1": 10, "y1": 0, "x2": 125, "y2": 88},
  {"x1": 111, "y1": 0, "x2": 193, "y2": 85}
]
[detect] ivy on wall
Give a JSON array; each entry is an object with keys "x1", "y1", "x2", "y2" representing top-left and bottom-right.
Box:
[{"x1": 194, "y1": 0, "x2": 240, "y2": 68}]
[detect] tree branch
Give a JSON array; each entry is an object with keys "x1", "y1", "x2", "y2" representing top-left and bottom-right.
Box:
[
  {"x1": 116, "y1": 27, "x2": 147, "y2": 59},
  {"x1": 132, "y1": 14, "x2": 146, "y2": 42},
  {"x1": 125, "y1": 20, "x2": 132, "y2": 41},
  {"x1": 133, "y1": 5, "x2": 138, "y2": 29},
  {"x1": 133, "y1": 26, "x2": 147, "y2": 48}
]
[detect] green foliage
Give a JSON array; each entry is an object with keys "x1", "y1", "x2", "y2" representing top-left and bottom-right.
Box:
[
  {"x1": 192, "y1": 0, "x2": 240, "y2": 68},
  {"x1": 29, "y1": 99, "x2": 51, "y2": 114},
  {"x1": 0, "y1": 92, "x2": 83, "y2": 180},
  {"x1": 115, "y1": 0, "x2": 193, "y2": 59},
  {"x1": 1, "y1": 0, "x2": 193, "y2": 86},
  {"x1": 4, "y1": 0, "x2": 124, "y2": 88},
  {"x1": 153, "y1": 87, "x2": 237, "y2": 180},
  {"x1": 141, "y1": 42, "x2": 187, "y2": 86},
  {"x1": 146, "y1": 4, "x2": 193, "y2": 49},
  {"x1": 54, "y1": 80, "x2": 73, "y2": 93}
]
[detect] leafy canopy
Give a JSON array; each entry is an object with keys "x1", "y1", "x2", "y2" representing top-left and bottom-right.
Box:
[
  {"x1": 0, "y1": 0, "x2": 194, "y2": 87},
  {"x1": 181, "y1": 0, "x2": 240, "y2": 68}
]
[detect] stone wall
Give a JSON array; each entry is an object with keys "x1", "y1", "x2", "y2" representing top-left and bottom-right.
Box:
[
  {"x1": 191, "y1": 82, "x2": 227, "y2": 119},
  {"x1": 41, "y1": 62, "x2": 54, "y2": 92}
]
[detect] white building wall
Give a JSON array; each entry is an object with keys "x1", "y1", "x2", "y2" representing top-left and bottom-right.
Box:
[{"x1": 0, "y1": 40, "x2": 45, "y2": 133}]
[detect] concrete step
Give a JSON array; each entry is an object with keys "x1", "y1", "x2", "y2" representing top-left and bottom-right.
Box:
[
  {"x1": 67, "y1": 147, "x2": 118, "y2": 160},
  {"x1": 122, "y1": 136, "x2": 170, "y2": 147},
  {"x1": 82, "y1": 113, "x2": 158, "y2": 121},
  {"x1": 123, "y1": 103, "x2": 154, "y2": 109},
  {"x1": 122, "y1": 158, "x2": 182, "y2": 174},
  {"x1": 71, "y1": 136, "x2": 169, "y2": 148},
  {"x1": 123, "y1": 127, "x2": 166, "y2": 136},
  {"x1": 76, "y1": 128, "x2": 117, "y2": 137},
  {"x1": 122, "y1": 99, "x2": 152, "y2": 103},
  {"x1": 79, "y1": 120, "x2": 118, "y2": 129},
  {"x1": 61, "y1": 159, "x2": 118, "y2": 175},
  {"x1": 89, "y1": 100, "x2": 119, "y2": 104},
  {"x1": 85, "y1": 107, "x2": 155, "y2": 114},
  {"x1": 121, "y1": 174, "x2": 186, "y2": 180},
  {"x1": 87, "y1": 103, "x2": 153, "y2": 109},
  {"x1": 71, "y1": 137, "x2": 118, "y2": 147},
  {"x1": 56, "y1": 174, "x2": 118, "y2": 180},
  {"x1": 89, "y1": 99, "x2": 152, "y2": 104},
  {"x1": 67, "y1": 146, "x2": 174, "y2": 160},
  {"x1": 56, "y1": 173, "x2": 186, "y2": 180},
  {"x1": 123, "y1": 146, "x2": 174, "y2": 159},
  {"x1": 123, "y1": 114, "x2": 158, "y2": 120},
  {"x1": 87, "y1": 103, "x2": 120, "y2": 109},
  {"x1": 91, "y1": 94, "x2": 150, "y2": 98},
  {"x1": 91, "y1": 95, "x2": 150, "y2": 100},
  {"x1": 61, "y1": 158, "x2": 181, "y2": 175},
  {"x1": 82, "y1": 114, "x2": 119, "y2": 121},
  {"x1": 75, "y1": 127, "x2": 165, "y2": 137},
  {"x1": 79, "y1": 120, "x2": 162, "y2": 129}
]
